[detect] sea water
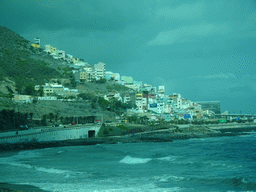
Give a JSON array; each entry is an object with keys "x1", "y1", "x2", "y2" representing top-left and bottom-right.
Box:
[{"x1": 0, "y1": 133, "x2": 256, "y2": 192}]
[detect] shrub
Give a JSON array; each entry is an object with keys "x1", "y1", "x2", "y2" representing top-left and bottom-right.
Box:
[{"x1": 103, "y1": 128, "x2": 109, "y2": 135}]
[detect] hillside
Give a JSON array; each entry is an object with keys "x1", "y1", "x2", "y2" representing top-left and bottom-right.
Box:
[
  {"x1": 0, "y1": 26, "x2": 65, "y2": 93},
  {"x1": 0, "y1": 26, "x2": 133, "y2": 126}
]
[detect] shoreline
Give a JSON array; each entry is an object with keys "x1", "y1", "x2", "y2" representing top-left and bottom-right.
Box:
[{"x1": 1, "y1": 125, "x2": 255, "y2": 151}]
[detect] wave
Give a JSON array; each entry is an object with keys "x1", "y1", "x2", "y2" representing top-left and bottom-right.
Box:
[
  {"x1": 152, "y1": 175, "x2": 186, "y2": 182},
  {"x1": 8, "y1": 162, "x2": 34, "y2": 169},
  {"x1": 156, "y1": 156, "x2": 177, "y2": 162},
  {"x1": 0, "y1": 154, "x2": 83, "y2": 179},
  {"x1": 188, "y1": 176, "x2": 256, "y2": 190},
  {"x1": 1, "y1": 159, "x2": 72, "y2": 177},
  {"x1": 56, "y1": 150, "x2": 68, "y2": 154},
  {"x1": 170, "y1": 160, "x2": 240, "y2": 170},
  {"x1": 35, "y1": 166, "x2": 69, "y2": 175},
  {"x1": 153, "y1": 175, "x2": 256, "y2": 191},
  {"x1": 119, "y1": 155, "x2": 152, "y2": 164},
  {"x1": 221, "y1": 177, "x2": 256, "y2": 190},
  {"x1": 14, "y1": 150, "x2": 41, "y2": 159}
]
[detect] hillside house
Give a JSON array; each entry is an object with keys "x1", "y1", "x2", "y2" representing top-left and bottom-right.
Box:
[
  {"x1": 56, "y1": 50, "x2": 65, "y2": 60},
  {"x1": 65, "y1": 54, "x2": 73, "y2": 63},
  {"x1": 121, "y1": 76, "x2": 133, "y2": 85},
  {"x1": 113, "y1": 73, "x2": 120, "y2": 81},
  {"x1": 31, "y1": 37, "x2": 41, "y2": 48},
  {"x1": 104, "y1": 92, "x2": 122, "y2": 102},
  {"x1": 13, "y1": 95, "x2": 33, "y2": 103},
  {"x1": 80, "y1": 67, "x2": 94, "y2": 82}
]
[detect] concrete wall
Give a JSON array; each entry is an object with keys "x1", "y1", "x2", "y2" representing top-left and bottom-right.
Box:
[
  {"x1": 0, "y1": 129, "x2": 42, "y2": 138},
  {"x1": 0, "y1": 125, "x2": 100, "y2": 144}
]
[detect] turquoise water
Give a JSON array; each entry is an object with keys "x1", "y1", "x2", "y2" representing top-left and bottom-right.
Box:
[{"x1": 0, "y1": 133, "x2": 256, "y2": 192}]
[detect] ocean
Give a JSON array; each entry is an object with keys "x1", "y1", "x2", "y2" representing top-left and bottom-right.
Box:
[{"x1": 0, "y1": 133, "x2": 256, "y2": 192}]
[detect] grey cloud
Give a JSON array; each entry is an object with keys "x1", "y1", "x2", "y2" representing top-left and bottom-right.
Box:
[{"x1": 1, "y1": 0, "x2": 153, "y2": 33}]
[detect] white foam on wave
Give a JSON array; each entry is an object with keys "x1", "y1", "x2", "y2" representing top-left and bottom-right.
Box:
[
  {"x1": 156, "y1": 156, "x2": 177, "y2": 162},
  {"x1": 30, "y1": 181, "x2": 185, "y2": 192},
  {"x1": 15, "y1": 150, "x2": 41, "y2": 159},
  {"x1": 0, "y1": 153, "x2": 37, "y2": 169},
  {"x1": 1, "y1": 159, "x2": 71, "y2": 177},
  {"x1": 8, "y1": 162, "x2": 34, "y2": 169},
  {"x1": 0, "y1": 150, "x2": 41, "y2": 164},
  {"x1": 119, "y1": 155, "x2": 152, "y2": 164},
  {"x1": 0, "y1": 153, "x2": 82, "y2": 178},
  {"x1": 35, "y1": 167, "x2": 68, "y2": 174},
  {"x1": 152, "y1": 175, "x2": 186, "y2": 182}
]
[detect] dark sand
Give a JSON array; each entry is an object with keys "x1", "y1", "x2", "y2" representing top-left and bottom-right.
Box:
[{"x1": 0, "y1": 183, "x2": 49, "y2": 192}]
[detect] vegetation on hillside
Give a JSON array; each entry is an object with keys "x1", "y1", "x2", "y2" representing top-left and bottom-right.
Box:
[{"x1": 0, "y1": 26, "x2": 74, "y2": 95}]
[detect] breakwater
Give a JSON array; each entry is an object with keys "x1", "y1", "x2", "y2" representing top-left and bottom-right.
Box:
[{"x1": 207, "y1": 123, "x2": 256, "y2": 133}]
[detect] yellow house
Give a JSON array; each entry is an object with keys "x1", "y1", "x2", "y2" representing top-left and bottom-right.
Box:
[
  {"x1": 73, "y1": 58, "x2": 79, "y2": 63},
  {"x1": 135, "y1": 93, "x2": 143, "y2": 99},
  {"x1": 80, "y1": 72, "x2": 87, "y2": 81},
  {"x1": 31, "y1": 44, "x2": 41, "y2": 48},
  {"x1": 193, "y1": 109, "x2": 202, "y2": 119}
]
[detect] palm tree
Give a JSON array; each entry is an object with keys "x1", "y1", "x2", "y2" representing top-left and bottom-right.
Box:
[{"x1": 48, "y1": 113, "x2": 54, "y2": 122}]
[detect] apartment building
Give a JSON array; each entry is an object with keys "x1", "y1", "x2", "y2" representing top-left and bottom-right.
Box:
[
  {"x1": 80, "y1": 67, "x2": 94, "y2": 82},
  {"x1": 94, "y1": 62, "x2": 106, "y2": 80},
  {"x1": 135, "y1": 93, "x2": 143, "y2": 113}
]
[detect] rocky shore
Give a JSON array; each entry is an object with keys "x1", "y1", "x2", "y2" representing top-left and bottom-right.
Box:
[{"x1": 0, "y1": 126, "x2": 251, "y2": 151}]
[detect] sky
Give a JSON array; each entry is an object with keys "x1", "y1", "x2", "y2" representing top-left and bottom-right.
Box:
[{"x1": 1, "y1": 0, "x2": 256, "y2": 114}]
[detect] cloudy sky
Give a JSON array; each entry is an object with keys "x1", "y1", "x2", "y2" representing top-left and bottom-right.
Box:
[{"x1": 1, "y1": 0, "x2": 256, "y2": 114}]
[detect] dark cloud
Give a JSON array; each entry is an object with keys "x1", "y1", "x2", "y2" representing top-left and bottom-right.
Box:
[{"x1": 1, "y1": 0, "x2": 256, "y2": 113}]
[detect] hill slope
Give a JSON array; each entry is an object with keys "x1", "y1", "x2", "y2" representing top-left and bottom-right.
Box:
[
  {"x1": 0, "y1": 26, "x2": 132, "y2": 125},
  {"x1": 0, "y1": 26, "x2": 64, "y2": 94}
]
